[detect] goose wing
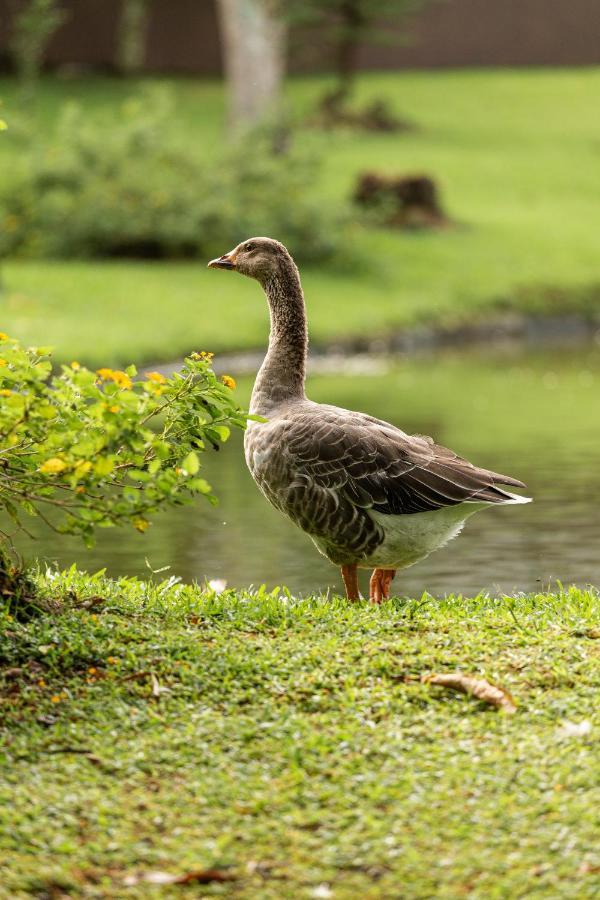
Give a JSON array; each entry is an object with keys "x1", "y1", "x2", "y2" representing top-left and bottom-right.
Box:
[{"x1": 282, "y1": 404, "x2": 527, "y2": 517}]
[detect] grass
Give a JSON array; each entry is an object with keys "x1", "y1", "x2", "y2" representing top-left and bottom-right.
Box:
[
  {"x1": 1, "y1": 69, "x2": 600, "y2": 364},
  {"x1": 1, "y1": 569, "x2": 599, "y2": 898}
]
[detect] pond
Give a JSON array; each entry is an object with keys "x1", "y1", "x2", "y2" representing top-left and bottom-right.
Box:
[{"x1": 6, "y1": 343, "x2": 600, "y2": 598}]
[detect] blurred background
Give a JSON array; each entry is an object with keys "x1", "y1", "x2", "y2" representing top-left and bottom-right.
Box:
[{"x1": 0, "y1": 0, "x2": 599, "y2": 596}]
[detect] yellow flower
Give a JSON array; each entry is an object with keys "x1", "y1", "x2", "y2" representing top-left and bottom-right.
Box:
[
  {"x1": 106, "y1": 656, "x2": 119, "y2": 665},
  {"x1": 221, "y1": 374, "x2": 236, "y2": 390},
  {"x1": 74, "y1": 460, "x2": 92, "y2": 476},
  {"x1": 133, "y1": 517, "x2": 150, "y2": 533},
  {"x1": 75, "y1": 486, "x2": 85, "y2": 494},
  {"x1": 108, "y1": 405, "x2": 120, "y2": 414},
  {"x1": 0, "y1": 360, "x2": 7, "y2": 367},
  {"x1": 96, "y1": 368, "x2": 132, "y2": 389},
  {"x1": 38, "y1": 679, "x2": 46, "y2": 687},
  {"x1": 70, "y1": 361, "x2": 81, "y2": 370},
  {"x1": 87, "y1": 667, "x2": 97, "y2": 675},
  {"x1": 0, "y1": 332, "x2": 9, "y2": 341},
  {"x1": 145, "y1": 371, "x2": 166, "y2": 384},
  {"x1": 191, "y1": 351, "x2": 214, "y2": 361},
  {"x1": 110, "y1": 370, "x2": 133, "y2": 390},
  {"x1": 50, "y1": 695, "x2": 61, "y2": 704},
  {"x1": 0, "y1": 389, "x2": 12, "y2": 397},
  {"x1": 39, "y1": 457, "x2": 67, "y2": 475}
]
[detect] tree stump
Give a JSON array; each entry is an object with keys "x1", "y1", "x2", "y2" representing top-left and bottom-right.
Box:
[{"x1": 354, "y1": 172, "x2": 449, "y2": 228}]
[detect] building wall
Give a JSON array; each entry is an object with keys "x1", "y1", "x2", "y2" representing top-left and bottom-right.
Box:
[{"x1": 1, "y1": 0, "x2": 600, "y2": 74}]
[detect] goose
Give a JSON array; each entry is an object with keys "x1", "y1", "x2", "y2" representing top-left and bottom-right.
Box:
[{"x1": 209, "y1": 238, "x2": 530, "y2": 602}]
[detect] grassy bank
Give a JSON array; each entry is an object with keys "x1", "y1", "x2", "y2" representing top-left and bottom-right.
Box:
[
  {"x1": 1, "y1": 570, "x2": 599, "y2": 897},
  {"x1": 1, "y1": 69, "x2": 600, "y2": 365}
]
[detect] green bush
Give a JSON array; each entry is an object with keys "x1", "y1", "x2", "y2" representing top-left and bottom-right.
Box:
[
  {"x1": 0, "y1": 332, "x2": 247, "y2": 546},
  {"x1": 0, "y1": 92, "x2": 349, "y2": 263}
]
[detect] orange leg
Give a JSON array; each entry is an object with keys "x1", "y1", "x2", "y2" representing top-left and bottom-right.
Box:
[
  {"x1": 341, "y1": 563, "x2": 361, "y2": 601},
  {"x1": 369, "y1": 568, "x2": 397, "y2": 604}
]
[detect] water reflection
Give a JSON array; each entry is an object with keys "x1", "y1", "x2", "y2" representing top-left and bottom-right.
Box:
[{"x1": 6, "y1": 346, "x2": 600, "y2": 597}]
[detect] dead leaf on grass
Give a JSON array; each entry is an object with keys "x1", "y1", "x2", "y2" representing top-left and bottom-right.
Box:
[
  {"x1": 312, "y1": 885, "x2": 333, "y2": 899},
  {"x1": 2, "y1": 667, "x2": 24, "y2": 679},
  {"x1": 79, "y1": 595, "x2": 107, "y2": 610},
  {"x1": 578, "y1": 862, "x2": 600, "y2": 875},
  {"x1": 422, "y1": 672, "x2": 517, "y2": 713},
  {"x1": 557, "y1": 719, "x2": 592, "y2": 738},
  {"x1": 150, "y1": 672, "x2": 170, "y2": 697},
  {"x1": 123, "y1": 868, "x2": 237, "y2": 886}
]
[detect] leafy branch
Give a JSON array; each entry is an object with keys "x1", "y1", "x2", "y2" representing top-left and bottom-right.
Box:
[{"x1": 0, "y1": 337, "x2": 248, "y2": 546}]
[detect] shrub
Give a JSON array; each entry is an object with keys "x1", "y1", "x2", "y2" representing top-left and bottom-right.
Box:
[
  {"x1": 0, "y1": 333, "x2": 248, "y2": 547},
  {"x1": 0, "y1": 92, "x2": 349, "y2": 263}
]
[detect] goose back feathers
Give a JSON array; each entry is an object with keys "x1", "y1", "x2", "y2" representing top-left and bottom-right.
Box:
[{"x1": 245, "y1": 400, "x2": 527, "y2": 567}]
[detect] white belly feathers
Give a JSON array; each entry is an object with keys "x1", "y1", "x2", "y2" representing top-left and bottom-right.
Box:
[{"x1": 359, "y1": 502, "x2": 489, "y2": 569}]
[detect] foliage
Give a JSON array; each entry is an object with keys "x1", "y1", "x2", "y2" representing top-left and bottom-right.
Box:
[
  {"x1": 0, "y1": 333, "x2": 247, "y2": 546},
  {"x1": 288, "y1": 0, "x2": 429, "y2": 108},
  {"x1": 289, "y1": 0, "x2": 420, "y2": 48},
  {"x1": 9, "y1": 0, "x2": 66, "y2": 94},
  {"x1": 0, "y1": 91, "x2": 348, "y2": 264},
  {"x1": 203, "y1": 125, "x2": 346, "y2": 262},
  {"x1": 1, "y1": 578, "x2": 599, "y2": 895}
]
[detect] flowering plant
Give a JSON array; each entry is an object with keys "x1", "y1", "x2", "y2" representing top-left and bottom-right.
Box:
[{"x1": 0, "y1": 335, "x2": 247, "y2": 545}]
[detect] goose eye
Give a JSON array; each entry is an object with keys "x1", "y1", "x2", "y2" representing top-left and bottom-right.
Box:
[{"x1": 245, "y1": 243, "x2": 255, "y2": 252}]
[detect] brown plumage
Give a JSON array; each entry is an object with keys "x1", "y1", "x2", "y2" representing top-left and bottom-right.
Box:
[{"x1": 209, "y1": 237, "x2": 530, "y2": 602}]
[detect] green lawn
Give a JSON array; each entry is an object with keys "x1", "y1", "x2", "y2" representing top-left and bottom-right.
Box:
[
  {"x1": 1, "y1": 69, "x2": 600, "y2": 365},
  {"x1": 1, "y1": 572, "x2": 599, "y2": 897}
]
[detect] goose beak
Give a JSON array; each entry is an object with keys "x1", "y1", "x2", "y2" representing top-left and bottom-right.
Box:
[{"x1": 208, "y1": 252, "x2": 236, "y2": 270}]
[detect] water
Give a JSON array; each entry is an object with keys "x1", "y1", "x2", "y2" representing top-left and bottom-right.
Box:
[{"x1": 5, "y1": 344, "x2": 600, "y2": 597}]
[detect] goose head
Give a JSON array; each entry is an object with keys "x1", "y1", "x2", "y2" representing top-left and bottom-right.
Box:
[{"x1": 208, "y1": 237, "x2": 292, "y2": 283}]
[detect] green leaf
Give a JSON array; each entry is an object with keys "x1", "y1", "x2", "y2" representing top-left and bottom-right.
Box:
[
  {"x1": 182, "y1": 451, "x2": 200, "y2": 475},
  {"x1": 207, "y1": 425, "x2": 230, "y2": 443},
  {"x1": 94, "y1": 457, "x2": 115, "y2": 476},
  {"x1": 36, "y1": 404, "x2": 57, "y2": 419},
  {"x1": 188, "y1": 477, "x2": 212, "y2": 495},
  {"x1": 128, "y1": 469, "x2": 151, "y2": 482},
  {"x1": 19, "y1": 499, "x2": 37, "y2": 517}
]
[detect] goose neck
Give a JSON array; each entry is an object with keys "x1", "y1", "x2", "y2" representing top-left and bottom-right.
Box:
[{"x1": 250, "y1": 265, "x2": 308, "y2": 415}]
